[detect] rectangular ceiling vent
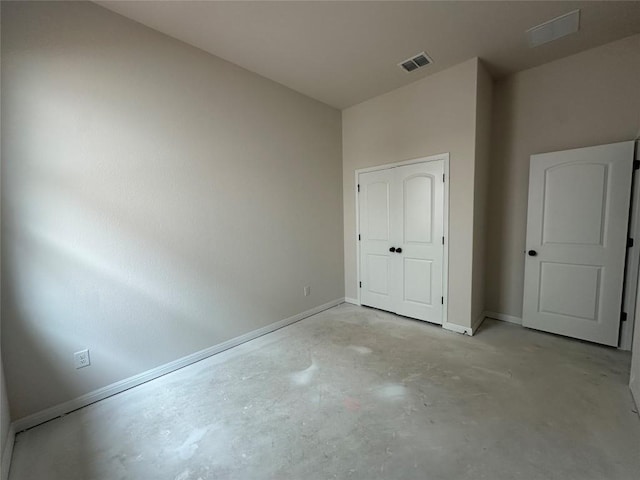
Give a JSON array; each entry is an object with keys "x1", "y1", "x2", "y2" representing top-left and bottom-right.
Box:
[
  {"x1": 399, "y1": 52, "x2": 432, "y2": 73},
  {"x1": 527, "y1": 9, "x2": 580, "y2": 48}
]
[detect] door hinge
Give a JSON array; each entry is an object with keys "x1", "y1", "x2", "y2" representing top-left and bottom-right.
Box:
[
  {"x1": 634, "y1": 160, "x2": 640, "y2": 170},
  {"x1": 628, "y1": 238, "x2": 634, "y2": 248},
  {"x1": 441, "y1": 296, "x2": 444, "y2": 305},
  {"x1": 442, "y1": 236, "x2": 445, "y2": 245},
  {"x1": 358, "y1": 234, "x2": 361, "y2": 241},
  {"x1": 357, "y1": 184, "x2": 360, "y2": 192},
  {"x1": 359, "y1": 281, "x2": 362, "y2": 288},
  {"x1": 621, "y1": 312, "x2": 628, "y2": 322},
  {"x1": 443, "y1": 173, "x2": 445, "y2": 182}
]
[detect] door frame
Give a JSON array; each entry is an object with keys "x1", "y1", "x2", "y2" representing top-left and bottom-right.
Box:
[
  {"x1": 354, "y1": 153, "x2": 450, "y2": 325},
  {"x1": 620, "y1": 141, "x2": 640, "y2": 350}
]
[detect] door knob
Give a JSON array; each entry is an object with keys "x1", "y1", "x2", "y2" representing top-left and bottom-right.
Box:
[
  {"x1": 389, "y1": 247, "x2": 396, "y2": 252},
  {"x1": 396, "y1": 248, "x2": 403, "y2": 253},
  {"x1": 528, "y1": 250, "x2": 537, "y2": 257}
]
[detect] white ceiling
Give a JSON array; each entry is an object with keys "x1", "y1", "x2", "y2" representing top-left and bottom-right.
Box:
[{"x1": 95, "y1": 1, "x2": 640, "y2": 109}]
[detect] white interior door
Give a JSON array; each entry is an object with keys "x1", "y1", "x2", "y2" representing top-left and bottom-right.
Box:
[
  {"x1": 522, "y1": 141, "x2": 635, "y2": 346},
  {"x1": 392, "y1": 162, "x2": 444, "y2": 322},
  {"x1": 359, "y1": 168, "x2": 394, "y2": 313},
  {"x1": 359, "y1": 160, "x2": 444, "y2": 324}
]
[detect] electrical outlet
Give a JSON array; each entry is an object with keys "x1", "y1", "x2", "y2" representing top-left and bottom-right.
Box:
[
  {"x1": 304, "y1": 286, "x2": 311, "y2": 297},
  {"x1": 74, "y1": 349, "x2": 91, "y2": 369}
]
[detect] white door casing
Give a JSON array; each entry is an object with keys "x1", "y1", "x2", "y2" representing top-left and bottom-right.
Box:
[
  {"x1": 359, "y1": 158, "x2": 445, "y2": 324},
  {"x1": 522, "y1": 141, "x2": 635, "y2": 346}
]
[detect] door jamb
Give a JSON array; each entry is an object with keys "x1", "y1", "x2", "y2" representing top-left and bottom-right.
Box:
[
  {"x1": 621, "y1": 140, "x2": 640, "y2": 350},
  {"x1": 354, "y1": 153, "x2": 450, "y2": 325}
]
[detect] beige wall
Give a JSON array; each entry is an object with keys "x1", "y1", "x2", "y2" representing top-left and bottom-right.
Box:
[
  {"x1": 471, "y1": 62, "x2": 493, "y2": 326},
  {"x1": 343, "y1": 58, "x2": 482, "y2": 328},
  {"x1": 486, "y1": 34, "x2": 640, "y2": 318},
  {"x1": 0, "y1": 4, "x2": 11, "y2": 472},
  {"x1": 1, "y1": 1, "x2": 343, "y2": 420}
]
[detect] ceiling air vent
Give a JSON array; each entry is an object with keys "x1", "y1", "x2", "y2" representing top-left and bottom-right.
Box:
[
  {"x1": 399, "y1": 52, "x2": 432, "y2": 73},
  {"x1": 527, "y1": 9, "x2": 580, "y2": 48}
]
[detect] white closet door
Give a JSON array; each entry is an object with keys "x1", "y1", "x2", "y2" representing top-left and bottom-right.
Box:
[
  {"x1": 359, "y1": 168, "x2": 394, "y2": 312},
  {"x1": 522, "y1": 141, "x2": 634, "y2": 346},
  {"x1": 359, "y1": 160, "x2": 445, "y2": 325},
  {"x1": 392, "y1": 161, "x2": 444, "y2": 323}
]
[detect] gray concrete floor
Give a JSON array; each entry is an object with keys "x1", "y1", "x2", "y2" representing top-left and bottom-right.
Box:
[{"x1": 8, "y1": 304, "x2": 640, "y2": 480}]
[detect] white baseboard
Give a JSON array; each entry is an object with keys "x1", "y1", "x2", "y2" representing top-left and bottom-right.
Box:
[
  {"x1": 442, "y1": 321, "x2": 473, "y2": 336},
  {"x1": 344, "y1": 297, "x2": 359, "y2": 305},
  {"x1": 471, "y1": 312, "x2": 486, "y2": 334},
  {"x1": 13, "y1": 298, "x2": 344, "y2": 433},
  {"x1": 1, "y1": 424, "x2": 15, "y2": 480},
  {"x1": 632, "y1": 379, "x2": 640, "y2": 419},
  {"x1": 485, "y1": 311, "x2": 523, "y2": 325},
  {"x1": 442, "y1": 312, "x2": 487, "y2": 337}
]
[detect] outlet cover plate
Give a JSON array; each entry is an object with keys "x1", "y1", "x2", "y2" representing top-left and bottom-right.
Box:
[{"x1": 74, "y1": 349, "x2": 91, "y2": 369}]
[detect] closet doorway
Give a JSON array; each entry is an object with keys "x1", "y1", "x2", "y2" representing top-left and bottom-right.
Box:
[{"x1": 356, "y1": 154, "x2": 449, "y2": 325}]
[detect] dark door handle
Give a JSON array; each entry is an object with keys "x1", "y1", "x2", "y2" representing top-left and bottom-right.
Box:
[
  {"x1": 396, "y1": 248, "x2": 403, "y2": 253},
  {"x1": 389, "y1": 247, "x2": 396, "y2": 252},
  {"x1": 528, "y1": 250, "x2": 537, "y2": 257}
]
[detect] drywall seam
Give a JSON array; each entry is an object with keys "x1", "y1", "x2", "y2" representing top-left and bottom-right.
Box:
[
  {"x1": 485, "y1": 311, "x2": 523, "y2": 325},
  {"x1": 1, "y1": 424, "x2": 15, "y2": 480},
  {"x1": 13, "y1": 298, "x2": 344, "y2": 432}
]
